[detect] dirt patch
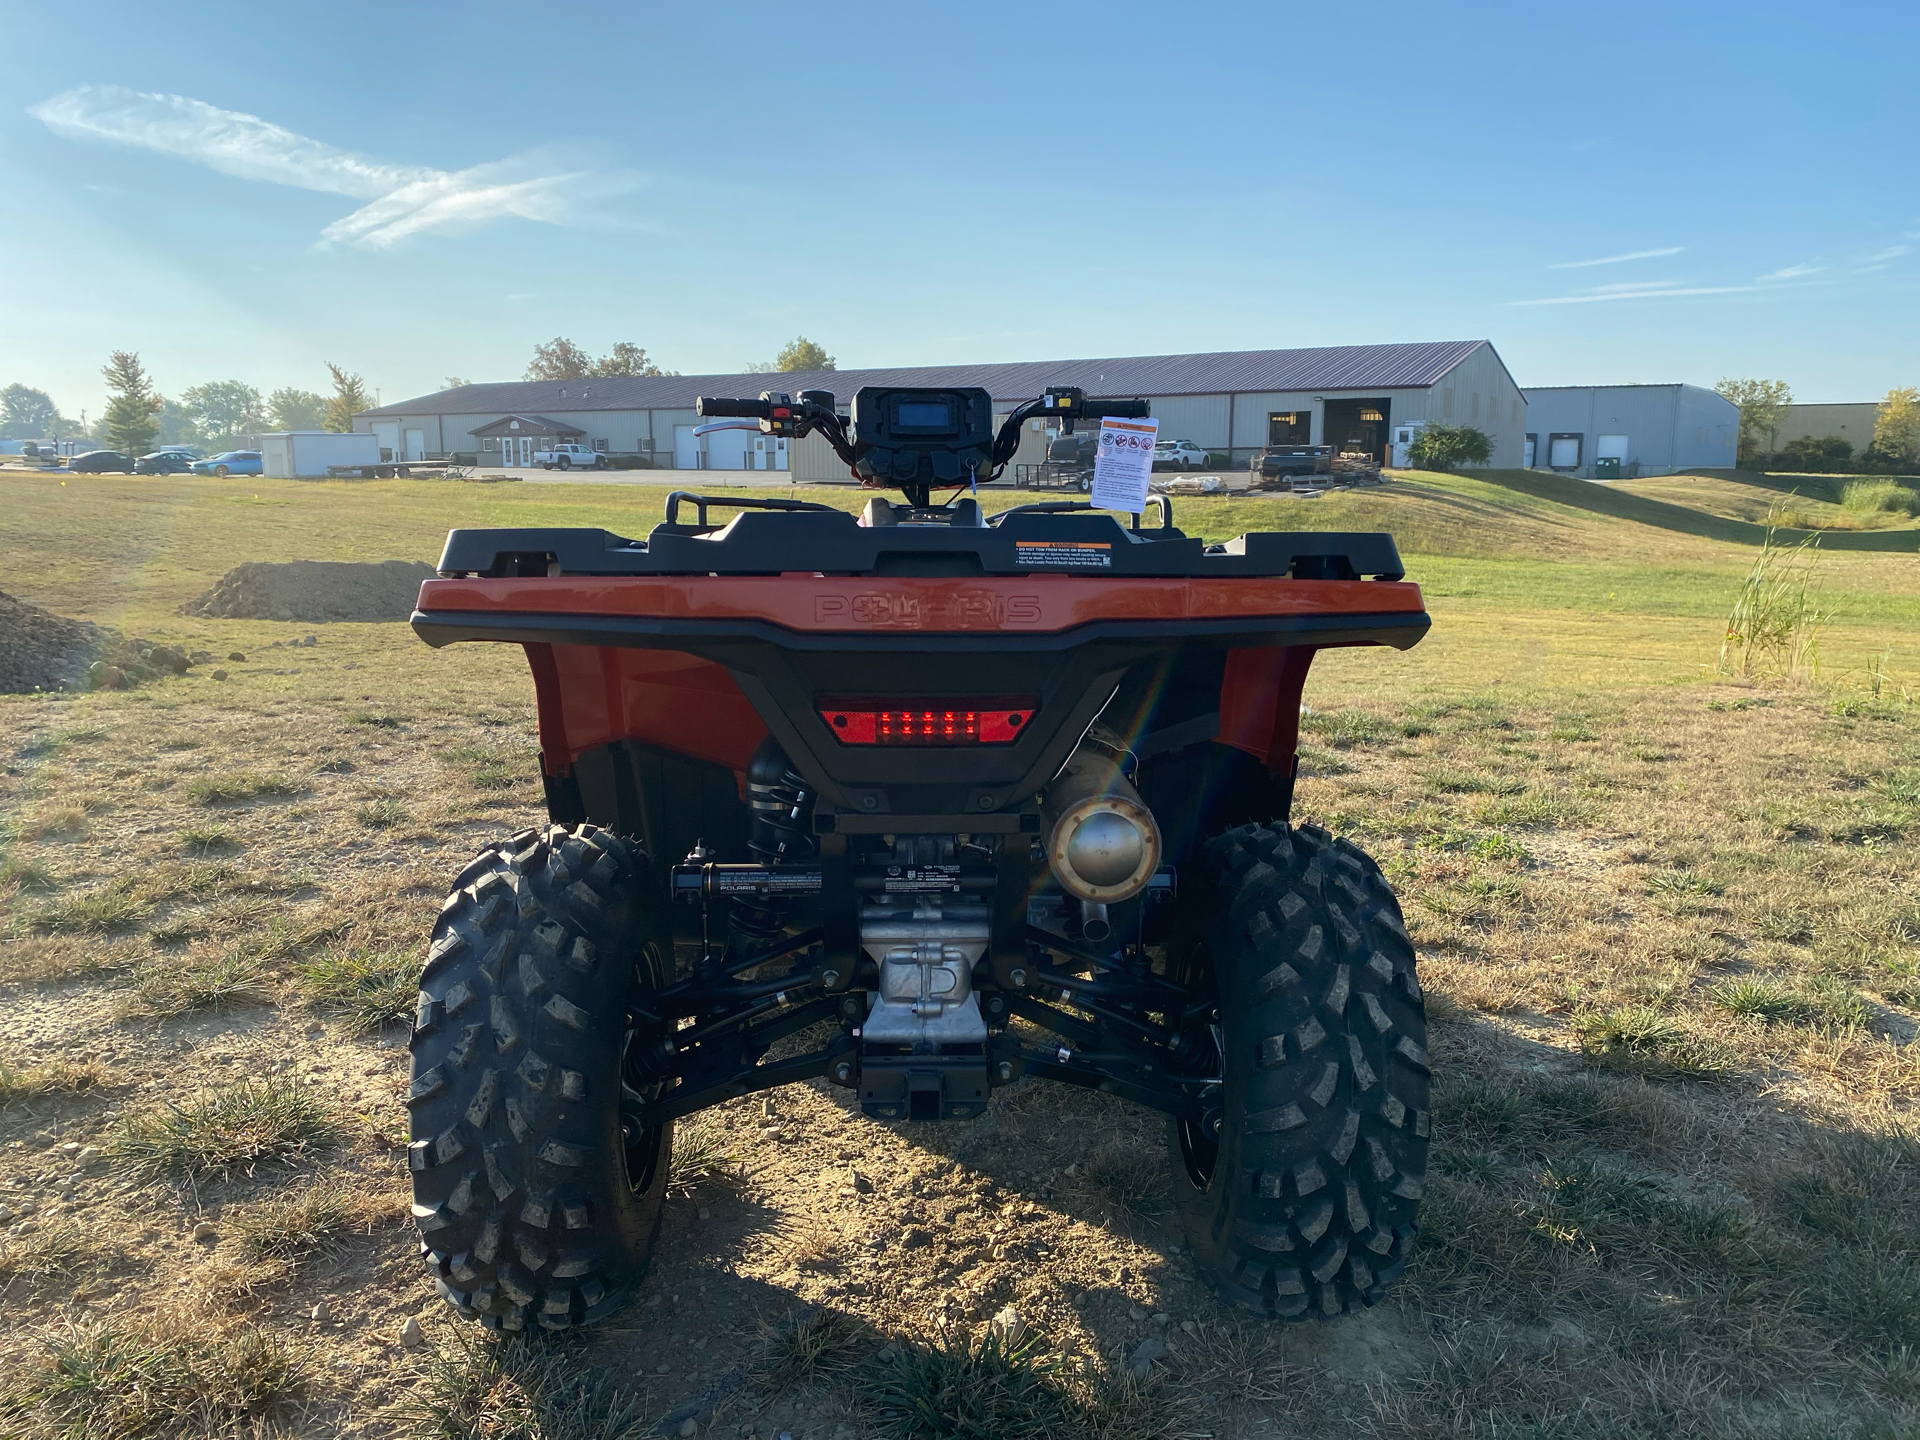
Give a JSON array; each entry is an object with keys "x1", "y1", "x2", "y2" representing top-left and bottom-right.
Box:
[
  {"x1": 0, "y1": 591, "x2": 107, "y2": 694},
  {"x1": 184, "y1": 561, "x2": 436, "y2": 624}
]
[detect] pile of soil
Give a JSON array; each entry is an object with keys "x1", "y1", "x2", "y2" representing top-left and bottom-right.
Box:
[
  {"x1": 184, "y1": 560, "x2": 437, "y2": 622},
  {"x1": 0, "y1": 590, "x2": 107, "y2": 693},
  {"x1": 0, "y1": 592, "x2": 197, "y2": 694}
]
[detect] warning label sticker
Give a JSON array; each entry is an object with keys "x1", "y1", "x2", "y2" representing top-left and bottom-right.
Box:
[{"x1": 1015, "y1": 540, "x2": 1113, "y2": 570}]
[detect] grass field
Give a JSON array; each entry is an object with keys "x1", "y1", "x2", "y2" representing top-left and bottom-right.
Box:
[{"x1": 0, "y1": 467, "x2": 1916, "y2": 1439}]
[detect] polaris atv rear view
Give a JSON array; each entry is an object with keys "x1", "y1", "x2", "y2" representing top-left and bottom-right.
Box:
[{"x1": 406, "y1": 381, "x2": 1431, "y2": 1331}]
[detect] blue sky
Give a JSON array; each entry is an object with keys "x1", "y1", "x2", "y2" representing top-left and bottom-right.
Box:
[{"x1": 2, "y1": 0, "x2": 1913, "y2": 418}]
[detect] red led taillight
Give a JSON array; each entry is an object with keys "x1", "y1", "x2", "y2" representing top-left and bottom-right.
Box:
[{"x1": 818, "y1": 698, "x2": 1034, "y2": 746}]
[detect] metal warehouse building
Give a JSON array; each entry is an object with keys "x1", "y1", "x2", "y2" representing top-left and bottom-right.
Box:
[
  {"x1": 355, "y1": 339, "x2": 1526, "y2": 480},
  {"x1": 1519, "y1": 384, "x2": 1738, "y2": 478}
]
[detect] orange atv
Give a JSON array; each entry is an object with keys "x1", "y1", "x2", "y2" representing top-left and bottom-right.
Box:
[{"x1": 407, "y1": 384, "x2": 1429, "y2": 1332}]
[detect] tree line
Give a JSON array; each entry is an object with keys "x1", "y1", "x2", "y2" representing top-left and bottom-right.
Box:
[
  {"x1": 1, "y1": 359, "x2": 376, "y2": 454},
  {"x1": 1716, "y1": 379, "x2": 1919, "y2": 473},
  {"x1": 520, "y1": 335, "x2": 833, "y2": 381},
  {"x1": 3, "y1": 333, "x2": 841, "y2": 453}
]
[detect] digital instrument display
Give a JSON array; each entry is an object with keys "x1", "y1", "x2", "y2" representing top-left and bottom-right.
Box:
[{"x1": 894, "y1": 402, "x2": 952, "y2": 429}]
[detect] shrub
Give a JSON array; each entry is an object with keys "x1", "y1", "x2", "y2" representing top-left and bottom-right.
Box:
[
  {"x1": 1773, "y1": 435, "x2": 1853, "y2": 472},
  {"x1": 1842, "y1": 478, "x2": 1920, "y2": 517},
  {"x1": 1406, "y1": 423, "x2": 1492, "y2": 472}
]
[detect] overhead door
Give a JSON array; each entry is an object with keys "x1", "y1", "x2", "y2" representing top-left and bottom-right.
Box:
[
  {"x1": 1548, "y1": 434, "x2": 1582, "y2": 469},
  {"x1": 704, "y1": 426, "x2": 751, "y2": 470},
  {"x1": 674, "y1": 425, "x2": 701, "y2": 470}
]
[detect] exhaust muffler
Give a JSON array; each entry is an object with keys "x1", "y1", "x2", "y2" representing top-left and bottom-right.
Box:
[{"x1": 1043, "y1": 737, "x2": 1162, "y2": 905}]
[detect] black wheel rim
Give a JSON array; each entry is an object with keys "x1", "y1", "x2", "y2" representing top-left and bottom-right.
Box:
[
  {"x1": 619, "y1": 938, "x2": 670, "y2": 1194},
  {"x1": 1172, "y1": 935, "x2": 1223, "y2": 1189}
]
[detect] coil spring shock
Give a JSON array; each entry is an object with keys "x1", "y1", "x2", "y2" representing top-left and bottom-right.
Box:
[{"x1": 727, "y1": 737, "x2": 817, "y2": 960}]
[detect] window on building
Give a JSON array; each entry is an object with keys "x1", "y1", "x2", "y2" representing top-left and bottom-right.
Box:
[
  {"x1": 481, "y1": 436, "x2": 496, "y2": 451},
  {"x1": 1267, "y1": 411, "x2": 1310, "y2": 444},
  {"x1": 1442, "y1": 389, "x2": 1453, "y2": 417},
  {"x1": 592, "y1": 437, "x2": 609, "y2": 452}
]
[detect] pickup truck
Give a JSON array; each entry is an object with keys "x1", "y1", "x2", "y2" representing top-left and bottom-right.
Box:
[
  {"x1": 535, "y1": 444, "x2": 607, "y2": 471},
  {"x1": 1248, "y1": 443, "x2": 1333, "y2": 486}
]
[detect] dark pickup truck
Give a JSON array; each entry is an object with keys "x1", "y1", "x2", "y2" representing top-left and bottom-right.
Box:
[
  {"x1": 1249, "y1": 443, "x2": 1333, "y2": 484},
  {"x1": 1033, "y1": 431, "x2": 1096, "y2": 489}
]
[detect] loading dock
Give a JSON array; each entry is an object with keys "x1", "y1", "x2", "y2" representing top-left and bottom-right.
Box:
[{"x1": 1322, "y1": 398, "x2": 1391, "y2": 462}]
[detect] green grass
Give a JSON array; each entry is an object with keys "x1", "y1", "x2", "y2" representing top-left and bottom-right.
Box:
[
  {"x1": 0, "y1": 1319, "x2": 306, "y2": 1440},
  {"x1": 127, "y1": 948, "x2": 272, "y2": 1017},
  {"x1": 185, "y1": 772, "x2": 298, "y2": 806},
  {"x1": 109, "y1": 1076, "x2": 333, "y2": 1180},
  {"x1": 1843, "y1": 478, "x2": 1920, "y2": 517},
  {"x1": 292, "y1": 944, "x2": 417, "y2": 1030},
  {"x1": 395, "y1": 1331, "x2": 651, "y2": 1440}
]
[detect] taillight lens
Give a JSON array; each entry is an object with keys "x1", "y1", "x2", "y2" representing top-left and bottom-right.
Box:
[{"x1": 819, "y1": 699, "x2": 1033, "y2": 746}]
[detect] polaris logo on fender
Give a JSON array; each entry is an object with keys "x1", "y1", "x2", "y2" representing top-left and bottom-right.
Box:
[{"x1": 814, "y1": 592, "x2": 1044, "y2": 628}]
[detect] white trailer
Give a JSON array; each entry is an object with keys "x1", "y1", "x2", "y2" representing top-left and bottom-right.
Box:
[{"x1": 260, "y1": 431, "x2": 381, "y2": 479}]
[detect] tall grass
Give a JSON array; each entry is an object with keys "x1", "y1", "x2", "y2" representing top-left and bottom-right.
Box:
[
  {"x1": 1718, "y1": 514, "x2": 1831, "y2": 680},
  {"x1": 1842, "y1": 478, "x2": 1920, "y2": 518}
]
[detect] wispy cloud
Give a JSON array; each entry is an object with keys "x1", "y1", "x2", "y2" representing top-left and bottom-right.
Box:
[
  {"x1": 1504, "y1": 280, "x2": 1753, "y2": 307},
  {"x1": 1757, "y1": 263, "x2": 1823, "y2": 280},
  {"x1": 28, "y1": 84, "x2": 633, "y2": 247},
  {"x1": 1546, "y1": 246, "x2": 1684, "y2": 270},
  {"x1": 1860, "y1": 244, "x2": 1912, "y2": 264}
]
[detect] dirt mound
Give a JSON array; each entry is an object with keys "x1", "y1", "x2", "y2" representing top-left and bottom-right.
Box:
[
  {"x1": 184, "y1": 560, "x2": 437, "y2": 622},
  {"x1": 0, "y1": 591, "x2": 107, "y2": 693}
]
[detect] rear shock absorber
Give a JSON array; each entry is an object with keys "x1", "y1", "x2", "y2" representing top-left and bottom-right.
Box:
[{"x1": 726, "y1": 737, "x2": 817, "y2": 962}]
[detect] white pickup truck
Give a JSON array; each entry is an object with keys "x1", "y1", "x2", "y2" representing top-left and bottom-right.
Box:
[{"x1": 534, "y1": 443, "x2": 607, "y2": 471}]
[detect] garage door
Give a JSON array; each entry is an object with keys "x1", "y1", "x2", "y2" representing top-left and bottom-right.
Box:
[
  {"x1": 1549, "y1": 435, "x2": 1582, "y2": 468},
  {"x1": 704, "y1": 426, "x2": 751, "y2": 470}
]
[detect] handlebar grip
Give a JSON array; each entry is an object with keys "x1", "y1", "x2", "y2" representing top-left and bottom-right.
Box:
[
  {"x1": 1080, "y1": 398, "x2": 1151, "y2": 420},
  {"x1": 695, "y1": 397, "x2": 771, "y2": 419}
]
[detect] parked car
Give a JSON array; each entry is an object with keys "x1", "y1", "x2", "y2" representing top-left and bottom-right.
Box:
[
  {"x1": 1152, "y1": 438, "x2": 1212, "y2": 471},
  {"x1": 135, "y1": 449, "x2": 200, "y2": 474},
  {"x1": 67, "y1": 450, "x2": 139, "y2": 473},
  {"x1": 191, "y1": 450, "x2": 263, "y2": 477},
  {"x1": 535, "y1": 443, "x2": 608, "y2": 471}
]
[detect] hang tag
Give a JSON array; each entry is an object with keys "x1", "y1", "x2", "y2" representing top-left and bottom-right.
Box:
[{"x1": 1090, "y1": 417, "x2": 1158, "y2": 514}]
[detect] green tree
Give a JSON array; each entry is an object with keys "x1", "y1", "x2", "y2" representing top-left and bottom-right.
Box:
[
  {"x1": 100, "y1": 351, "x2": 160, "y2": 455},
  {"x1": 180, "y1": 380, "x2": 263, "y2": 444},
  {"x1": 442, "y1": 377, "x2": 472, "y2": 391},
  {"x1": 772, "y1": 336, "x2": 834, "y2": 373},
  {"x1": 266, "y1": 387, "x2": 327, "y2": 431},
  {"x1": 1714, "y1": 378, "x2": 1794, "y2": 462},
  {"x1": 591, "y1": 342, "x2": 675, "y2": 378},
  {"x1": 155, "y1": 396, "x2": 204, "y2": 447},
  {"x1": 1405, "y1": 423, "x2": 1492, "y2": 472},
  {"x1": 323, "y1": 363, "x2": 373, "y2": 433},
  {"x1": 0, "y1": 384, "x2": 61, "y2": 439},
  {"x1": 525, "y1": 337, "x2": 593, "y2": 381},
  {"x1": 1871, "y1": 386, "x2": 1919, "y2": 463}
]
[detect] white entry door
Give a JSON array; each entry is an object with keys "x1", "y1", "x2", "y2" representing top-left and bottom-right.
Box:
[
  {"x1": 404, "y1": 428, "x2": 426, "y2": 461},
  {"x1": 674, "y1": 425, "x2": 701, "y2": 469}
]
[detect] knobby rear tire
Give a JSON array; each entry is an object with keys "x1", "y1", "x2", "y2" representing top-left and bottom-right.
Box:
[
  {"x1": 408, "y1": 823, "x2": 672, "y2": 1331},
  {"x1": 1169, "y1": 822, "x2": 1429, "y2": 1319}
]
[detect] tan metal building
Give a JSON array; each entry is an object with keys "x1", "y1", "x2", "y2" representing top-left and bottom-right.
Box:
[
  {"x1": 1768, "y1": 402, "x2": 1881, "y2": 453},
  {"x1": 356, "y1": 340, "x2": 1527, "y2": 480}
]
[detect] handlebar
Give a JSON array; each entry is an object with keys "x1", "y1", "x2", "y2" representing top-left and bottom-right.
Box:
[
  {"x1": 1078, "y1": 399, "x2": 1152, "y2": 421},
  {"x1": 694, "y1": 397, "x2": 772, "y2": 419}
]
